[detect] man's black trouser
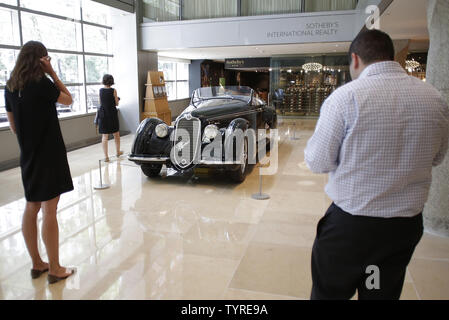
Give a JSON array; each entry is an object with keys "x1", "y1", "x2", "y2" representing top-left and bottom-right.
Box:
[{"x1": 311, "y1": 203, "x2": 423, "y2": 300}]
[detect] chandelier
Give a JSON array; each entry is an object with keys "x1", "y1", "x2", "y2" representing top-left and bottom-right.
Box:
[
  {"x1": 405, "y1": 59, "x2": 420, "y2": 72},
  {"x1": 302, "y1": 62, "x2": 323, "y2": 72}
]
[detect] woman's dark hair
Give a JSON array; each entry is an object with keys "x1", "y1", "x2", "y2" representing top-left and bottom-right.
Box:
[
  {"x1": 6, "y1": 41, "x2": 48, "y2": 92},
  {"x1": 102, "y1": 74, "x2": 115, "y2": 86},
  {"x1": 349, "y1": 30, "x2": 395, "y2": 65}
]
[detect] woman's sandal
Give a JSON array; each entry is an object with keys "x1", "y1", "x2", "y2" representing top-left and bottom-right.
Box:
[
  {"x1": 104, "y1": 157, "x2": 110, "y2": 162},
  {"x1": 31, "y1": 268, "x2": 49, "y2": 279},
  {"x1": 116, "y1": 151, "x2": 124, "y2": 157},
  {"x1": 47, "y1": 268, "x2": 76, "y2": 284}
]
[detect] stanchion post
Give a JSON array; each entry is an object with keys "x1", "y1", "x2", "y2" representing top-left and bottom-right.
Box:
[
  {"x1": 94, "y1": 159, "x2": 110, "y2": 190},
  {"x1": 252, "y1": 168, "x2": 270, "y2": 200},
  {"x1": 290, "y1": 122, "x2": 300, "y2": 141}
]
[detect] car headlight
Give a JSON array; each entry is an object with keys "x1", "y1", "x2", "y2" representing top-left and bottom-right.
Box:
[
  {"x1": 204, "y1": 124, "x2": 219, "y2": 140},
  {"x1": 155, "y1": 123, "x2": 169, "y2": 138}
]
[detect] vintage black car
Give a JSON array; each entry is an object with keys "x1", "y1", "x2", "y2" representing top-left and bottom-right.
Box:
[{"x1": 128, "y1": 86, "x2": 277, "y2": 183}]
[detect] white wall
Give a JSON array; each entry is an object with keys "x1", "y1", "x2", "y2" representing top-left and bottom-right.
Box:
[
  {"x1": 141, "y1": 10, "x2": 360, "y2": 51},
  {"x1": 111, "y1": 11, "x2": 141, "y2": 134}
]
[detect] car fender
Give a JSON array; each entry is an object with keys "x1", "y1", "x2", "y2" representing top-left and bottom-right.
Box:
[
  {"x1": 224, "y1": 118, "x2": 251, "y2": 162},
  {"x1": 263, "y1": 106, "x2": 277, "y2": 129},
  {"x1": 131, "y1": 118, "x2": 173, "y2": 156}
]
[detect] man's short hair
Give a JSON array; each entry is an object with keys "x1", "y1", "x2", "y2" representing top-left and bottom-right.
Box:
[
  {"x1": 349, "y1": 30, "x2": 395, "y2": 65},
  {"x1": 102, "y1": 74, "x2": 115, "y2": 86}
]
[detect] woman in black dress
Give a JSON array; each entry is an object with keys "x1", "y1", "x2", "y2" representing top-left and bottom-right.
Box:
[
  {"x1": 97, "y1": 74, "x2": 122, "y2": 162},
  {"x1": 5, "y1": 41, "x2": 75, "y2": 284}
]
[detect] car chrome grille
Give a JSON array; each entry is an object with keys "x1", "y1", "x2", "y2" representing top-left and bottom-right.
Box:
[{"x1": 172, "y1": 116, "x2": 201, "y2": 169}]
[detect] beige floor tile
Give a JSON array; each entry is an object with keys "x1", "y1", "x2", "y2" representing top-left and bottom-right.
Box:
[
  {"x1": 252, "y1": 221, "x2": 316, "y2": 248},
  {"x1": 113, "y1": 254, "x2": 241, "y2": 300},
  {"x1": 266, "y1": 191, "x2": 326, "y2": 216},
  {"x1": 413, "y1": 232, "x2": 449, "y2": 260},
  {"x1": 223, "y1": 288, "x2": 302, "y2": 300},
  {"x1": 262, "y1": 209, "x2": 322, "y2": 226},
  {"x1": 273, "y1": 174, "x2": 326, "y2": 193},
  {"x1": 0, "y1": 284, "x2": 45, "y2": 300},
  {"x1": 400, "y1": 282, "x2": 420, "y2": 300},
  {"x1": 2, "y1": 123, "x2": 448, "y2": 301},
  {"x1": 229, "y1": 243, "x2": 312, "y2": 299},
  {"x1": 408, "y1": 258, "x2": 449, "y2": 300},
  {"x1": 182, "y1": 219, "x2": 256, "y2": 260}
]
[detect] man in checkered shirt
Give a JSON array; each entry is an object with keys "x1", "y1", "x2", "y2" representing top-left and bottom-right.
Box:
[{"x1": 305, "y1": 30, "x2": 449, "y2": 300}]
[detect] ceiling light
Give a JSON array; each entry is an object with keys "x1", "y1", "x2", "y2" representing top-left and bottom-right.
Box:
[
  {"x1": 302, "y1": 62, "x2": 323, "y2": 72},
  {"x1": 406, "y1": 59, "x2": 420, "y2": 72}
]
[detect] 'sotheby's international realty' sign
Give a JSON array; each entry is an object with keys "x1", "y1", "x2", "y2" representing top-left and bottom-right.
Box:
[{"x1": 266, "y1": 22, "x2": 339, "y2": 39}]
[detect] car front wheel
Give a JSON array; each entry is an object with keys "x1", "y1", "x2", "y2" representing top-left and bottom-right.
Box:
[
  {"x1": 229, "y1": 137, "x2": 248, "y2": 183},
  {"x1": 141, "y1": 164, "x2": 162, "y2": 178}
]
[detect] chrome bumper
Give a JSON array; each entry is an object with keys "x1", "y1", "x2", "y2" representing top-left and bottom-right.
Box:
[
  {"x1": 128, "y1": 156, "x2": 169, "y2": 163},
  {"x1": 198, "y1": 160, "x2": 242, "y2": 165},
  {"x1": 128, "y1": 155, "x2": 242, "y2": 166}
]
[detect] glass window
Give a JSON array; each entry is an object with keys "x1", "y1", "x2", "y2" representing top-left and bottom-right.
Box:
[
  {"x1": 0, "y1": 89, "x2": 7, "y2": 127},
  {"x1": 241, "y1": 0, "x2": 302, "y2": 16},
  {"x1": 182, "y1": 0, "x2": 237, "y2": 20},
  {"x1": 56, "y1": 85, "x2": 84, "y2": 116},
  {"x1": 159, "y1": 60, "x2": 190, "y2": 100},
  {"x1": 270, "y1": 54, "x2": 350, "y2": 117},
  {"x1": 20, "y1": 0, "x2": 81, "y2": 20},
  {"x1": 0, "y1": 1, "x2": 18, "y2": 6},
  {"x1": 50, "y1": 53, "x2": 84, "y2": 84},
  {"x1": 0, "y1": 0, "x2": 114, "y2": 119},
  {"x1": 0, "y1": 49, "x2": 19, "y2": 86},
  {"x1": 83, "y1": 25, "x2": 112, "y2": 54},
  {"x1": 165, "y1": 82, "x2": 175, "y2": 101},
  {"x1": 86, "y1": 84, "x2": 102, "y2": 112},
  {"x1": 0, "y1": 7, "x2": 20, "y2": 46},
  {"x1": 85, "y1": 55, "x2": 111, "y2": 83},
  {"x1": 158, "y1": 61, "x2": 175, "y2": 81},
  {"x1": 176, "y1": 81, "x2": 189, "y2": 99},
  {"x1": 81, "y1": 0, "x2": 111, "y2": 26},
  {"x1": 304, "y1": 0, "x2": 358, "y2": 12},
  {"x1": 21, "y1": 12, "x2": 83, "y2": 51},
  {"x1": 142, "y1": 0, "x2": 180, "y2": 22},
  {"x1": 176, "y1": 63, "x2": 188, "y2": 81}
]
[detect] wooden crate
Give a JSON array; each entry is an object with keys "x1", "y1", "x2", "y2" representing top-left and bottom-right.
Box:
[
  {"x1": 141, "y1": 111, "x2": 172, "y2": 125},
  {"x1": 144, "y1": 98, "x2": 170, "y2": 113},
  {"x1": 145, "y1": 84, "x2": 167, "y2": 99},
  {"x1": 147, "y1": 71, "x2": 165, "y2": 85}
]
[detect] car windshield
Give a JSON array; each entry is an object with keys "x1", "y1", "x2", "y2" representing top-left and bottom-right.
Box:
[{"x1": 192, "y1": 86, "x2": 253, "y2": 107}]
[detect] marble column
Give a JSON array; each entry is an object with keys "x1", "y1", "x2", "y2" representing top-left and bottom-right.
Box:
[{"x1": 423, "y1": 0, "x2": 449, "y2": 237}]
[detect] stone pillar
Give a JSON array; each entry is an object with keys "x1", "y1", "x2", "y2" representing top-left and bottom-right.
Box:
[{"x1": 423, "y1": 0, "x2": 449, "y2": 237}]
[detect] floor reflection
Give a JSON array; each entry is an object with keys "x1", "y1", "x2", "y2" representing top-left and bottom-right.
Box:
[{"x1": 1, "y1": 124, "x2": 448, "y2": 300}]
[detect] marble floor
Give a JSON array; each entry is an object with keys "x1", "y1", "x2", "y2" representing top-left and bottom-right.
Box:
[{"x1": 0, "y1": 119, "x2": 448, "y2": 300}]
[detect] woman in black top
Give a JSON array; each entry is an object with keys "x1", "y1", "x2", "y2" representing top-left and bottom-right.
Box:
[
  {"x1": 5, "y1": 41, "x2": 75, "y2": 283},
  {"x1": 97, "y1": 74, "x2": 122, "y2": 162}
]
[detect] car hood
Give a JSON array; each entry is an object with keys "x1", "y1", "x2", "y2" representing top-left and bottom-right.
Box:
[{"x1": 178, "y1": 99, "x2": 249, "y2": 121}]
